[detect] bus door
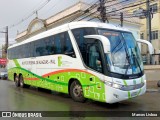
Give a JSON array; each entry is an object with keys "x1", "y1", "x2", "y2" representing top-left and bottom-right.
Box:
[{"x1": 85, "y1": 38, "x2": 105, "y2": 81}]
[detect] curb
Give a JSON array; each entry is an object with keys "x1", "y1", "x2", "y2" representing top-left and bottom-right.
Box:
[{"x1": 146, "y1": 89, "x2": 159, "y2": 93}]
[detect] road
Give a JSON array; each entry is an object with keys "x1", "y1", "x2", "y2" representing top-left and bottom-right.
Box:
[{"x1": 0, "y1": 80, "x2": 160, "y2": 120}]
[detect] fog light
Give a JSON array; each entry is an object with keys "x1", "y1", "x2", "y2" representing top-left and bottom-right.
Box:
[{"x1": 113, "y1": 94, "x2": 119, "y2": 98}]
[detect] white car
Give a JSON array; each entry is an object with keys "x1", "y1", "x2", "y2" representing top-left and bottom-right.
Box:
[{"x1": 0, "y1": 69, "x2": 7, "y2": 80}]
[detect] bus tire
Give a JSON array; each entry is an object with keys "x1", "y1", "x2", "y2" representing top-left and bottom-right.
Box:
[
  {"x1": 19, "y1": 75, "x2": 30, "y2": 88},
  {"x1": 14, "y1": 75, "x2": 20, "y2": 87},
  {"x1": 70, "y1": 80, "x2": 85, "y2": 102}
]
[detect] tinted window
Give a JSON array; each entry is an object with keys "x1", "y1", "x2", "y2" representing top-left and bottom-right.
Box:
[
  {"x1": 8, "y1": 31, "x2": 75, "y2": 59},
  {"x1": 54, "y1": 34, "x2": 62, "y2": 54},
  {"x1": 35, "y1": 39, "x2": 43, "y2": 56},
  {"x1": 63, "y1": 32, "x2": 75, "y2": 57},
  {"x1": 87, "y1": 40, "x2": 103, "y2": 73},
  {"x1": 45, "y1": 36, "x2": 55, "y2": 55},
  {"x1": 72, "y1": 28, "x2": 96, "y2": 64}
]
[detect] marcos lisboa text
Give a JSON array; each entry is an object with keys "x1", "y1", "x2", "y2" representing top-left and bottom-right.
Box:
[{"x1": 132, "y1": 112, "x2": 158, "y2": 117}]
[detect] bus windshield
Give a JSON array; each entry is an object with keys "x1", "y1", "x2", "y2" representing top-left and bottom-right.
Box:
[{"x1": 98, "y1": 29, "x2": 143, "y2": 75}]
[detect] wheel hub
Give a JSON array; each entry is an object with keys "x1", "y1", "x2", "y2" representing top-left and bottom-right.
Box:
[
  {"x1": 73, "y1": 85, "x2": 82, "y2": 97},
  {"x1": 15, "y1": 77, "x2": 18, "y2": 82}
]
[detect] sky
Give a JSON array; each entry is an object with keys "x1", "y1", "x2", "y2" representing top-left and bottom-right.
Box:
[
  {"x1": 0, "y1": 0, "x2": 97, "y2": 46},
  {"x1": 0, "y1": 0, "x2": 135, "y2": 47}
]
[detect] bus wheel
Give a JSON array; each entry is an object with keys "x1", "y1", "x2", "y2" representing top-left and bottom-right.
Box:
[
  {"x1": 19, "y1": 75, "x2": 25, "y2": 88},
  {"x1": 14, "y1": 75, "x2": 20, "y2": 87},
  {"x1": 19, "y1": 75, "x2": 30, "y2": 88},
  {"x1": 70, "y1": 80, "x2": 85, "y2": 102}
]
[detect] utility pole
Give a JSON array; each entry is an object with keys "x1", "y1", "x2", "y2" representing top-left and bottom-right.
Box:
[
  {"x1": 36, "y1": 11, "x2": 38, "y2": 18},
  {"x1": 146, "y1": 0, "x2": 152, "y2": 64},
  {"x1": 120, "y1": 12, "x2": 123, "y2": 27},
  {"x1": 98, "y1": 0, "x2": 108, "y2": 23},
  {"x1": 5, "y1": 26, "x2": 8, "y2": 55},
  {"x1": 146, "y1": 0, "x2": 152, "y2": 43},
  {"x1": 0, "y1": 26, "x2": 8, "y2": 58}
]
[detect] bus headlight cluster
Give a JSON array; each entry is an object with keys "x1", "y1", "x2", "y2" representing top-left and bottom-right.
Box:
[
  {"x1": 112, "y1": 83, "x2": 122, "y2": 89},
  {"x1": 104, "y1": 81, "x2": 122, "y2": 89},
  {"x1": 104, "y1": 81, "x2": 144, "y2": 91}
]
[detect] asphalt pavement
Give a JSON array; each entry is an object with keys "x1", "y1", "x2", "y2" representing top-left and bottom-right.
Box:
[{"x1": 0, "y1": 79, "x2": 159, "y2": 120}]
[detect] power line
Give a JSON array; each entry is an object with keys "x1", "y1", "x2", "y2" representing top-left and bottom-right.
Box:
[
  {"x1": 78, "y1": 0, "x2": 153, "y2": 22},
  {"x1": 76, "y1": 0, "x2": 131, "y2": 21},
  {"x1": 107, "y1": 1, "x2": 147, "y2": 14},
  {"x1": 8, "y1": 0, "x2": 52, "y2": 29},
  {"x1": 39, "y1": 0, "x2": 61, "y2": 17},
  {"x1": 70, "y1": 0, "x2": 100, "y2": 22},
  {"x1": 71, "y1": 0, "x2": 121, "y2": 22},
  {"x1": 20, "y1": 0, "x2": 46, "y2": 20}
]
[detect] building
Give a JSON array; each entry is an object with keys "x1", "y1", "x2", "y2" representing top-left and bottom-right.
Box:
[
  {"x1": 125, "y1": 0, "x2": 160, "y2": 64},
  {"x1": 15, "y1": 2, "x2": 142, "y2": 41},
  {"x1": 141, "y1": 0, "x2": 160, "y2": 64},
  {"x1": 15, "y1": 1, "x2": 144, "y2": 65}
]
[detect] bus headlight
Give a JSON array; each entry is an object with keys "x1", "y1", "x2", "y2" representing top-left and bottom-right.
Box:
[
  {"x1": 112, "y1": 83, "x2": 122, "y2": 89},
  {"x1": 104, "y1": 81, "x2": 144, "y2": 91},
  {"x1": 104, "y1": 81, "x2": 122, "y2": 89}
]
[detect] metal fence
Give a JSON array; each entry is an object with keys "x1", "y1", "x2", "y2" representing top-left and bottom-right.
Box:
[{"x1": 142, "y1": 54, "x2": 160, "y2": 65}]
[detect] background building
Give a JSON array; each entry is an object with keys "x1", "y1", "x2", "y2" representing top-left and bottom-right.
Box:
[
  {"x1": 126, "y1": 0, "x2": 160, "y2": 64},
  {"x1": 15, "y1": 2, "x2": 142, "y2": 42}
]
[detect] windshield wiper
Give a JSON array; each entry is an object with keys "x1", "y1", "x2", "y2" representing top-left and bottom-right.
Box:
[
  {"x1": 124, "y1": 47, "x2": 132, "y2": 75},
  {"x1": 130, "y1": 48, "x2": 142, "y2": 73}
]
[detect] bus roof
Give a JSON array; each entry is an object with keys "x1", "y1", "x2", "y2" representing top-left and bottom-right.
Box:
[
  {"x1": 8, "y1": 21, "x2": 130, "y2": 49},
  {"x1": 68, "y1": 21, "x2": 129, "y2": 31}
]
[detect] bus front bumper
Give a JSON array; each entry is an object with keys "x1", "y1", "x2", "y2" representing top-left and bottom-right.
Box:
[{"x1": 105, "y1": 82, "x2": 146, "y2": 103}]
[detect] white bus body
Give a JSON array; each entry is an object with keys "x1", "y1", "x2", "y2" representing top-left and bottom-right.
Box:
[{"x1": 7, "y1": 21, "x2": 150, "y2": 103}]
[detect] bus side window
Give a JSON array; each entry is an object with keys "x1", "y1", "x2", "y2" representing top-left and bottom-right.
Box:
[
  {"x1": 63, "y1": 32, "x2": 75, "y2": 57},
  {"x1": 46, "y1": 36, "x2": 55, "y2": 55},
  {"x1": 54, "y1": 34, "x2": 62, "y2": 54},
  {"x1": 86, "y1": 39, "x2": 103, "y2": 73},
  {"x1": 25, "y1": 43, "x2": 30, "y2": 57},
  {"x1": 30, "y1": 42, "x2": 35, "y2": 57},
  {"x1": 72, "y1": 28, "x2": 97, "y2": 63}
]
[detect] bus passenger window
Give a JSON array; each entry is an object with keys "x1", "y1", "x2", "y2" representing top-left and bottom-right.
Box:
[
  {"x1": 63, "y1": 32, "x2": 75, "y2": 57},
  {"x1": 55, "y1": 35, "x2": 62, "y2": 54},
  {"x1": 88, "y1": 45, "x2": 102, "y2": 73}
]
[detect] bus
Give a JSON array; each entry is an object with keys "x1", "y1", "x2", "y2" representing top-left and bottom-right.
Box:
[{"x1": 7, "y1": 21, "x2": 153, "y2": 103}]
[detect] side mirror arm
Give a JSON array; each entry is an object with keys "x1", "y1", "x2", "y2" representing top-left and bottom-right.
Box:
[
  {"x1": 137, "y1": 39, "x2": 154, "y2": 54},
  {"x1": 84, "y1": 35, "x2": 110, "y2": 53}
]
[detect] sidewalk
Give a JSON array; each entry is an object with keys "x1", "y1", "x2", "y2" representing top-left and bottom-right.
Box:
[{"x1": 147, "y1": 80, "x2": 160, "y2": 90}]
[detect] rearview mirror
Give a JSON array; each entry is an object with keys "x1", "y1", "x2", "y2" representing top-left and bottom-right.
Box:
[{"x1": 84, "y1": 35, "x2": 110, "y2": 53}]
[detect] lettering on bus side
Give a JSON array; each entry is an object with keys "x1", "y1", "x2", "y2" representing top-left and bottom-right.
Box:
[{"x1": 22, "y1": 59, "x2": 56, "y2": 65}]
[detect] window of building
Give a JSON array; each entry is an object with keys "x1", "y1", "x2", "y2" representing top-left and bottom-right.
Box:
[
  {"x1": 151, "y1": 30, "x2": 158, "y2": 40},
  {"x1": 140, "y1": 33, "x2": 144, "y2": 39},
  {"x1": 150, "y1": 3, "x2": 158, "y2": 13}
]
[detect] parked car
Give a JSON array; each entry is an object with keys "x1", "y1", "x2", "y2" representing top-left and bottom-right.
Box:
[{"x1": 0, "y1": 69, "x2": 8, "y2": 80}]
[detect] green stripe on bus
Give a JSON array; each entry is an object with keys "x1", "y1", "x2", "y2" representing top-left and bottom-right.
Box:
[
  {"x1": 123, "y1": 80, "x2": 127, "y2": 86},
  {"x1": 9, "y1": 67, "x2": 68, "y2": 86},
  {"x1": 13, "y1": 59, "x2": 21, "y2": 67},
  {"x1": 8, "y1": 67, "x2": 97, "y2": 87},
  {"x1": 128, "y1": 91, "x2": 131, "y2": 99},
  {"x1": 137, "y1": 88, "x2": 142, "y2": 96}
]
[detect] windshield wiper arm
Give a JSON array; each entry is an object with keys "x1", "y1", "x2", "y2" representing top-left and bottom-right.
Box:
[
  {"x1": 130, "y1": 49, "x2": 142, "y2": 73},
  {"x1": 124, "y1": 47, "x2": 132, "y2": 75}
]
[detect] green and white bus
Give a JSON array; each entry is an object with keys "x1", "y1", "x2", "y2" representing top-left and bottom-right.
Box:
[{"x1": 7, "y1": 21, "x2": 153, "y2": 103}]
